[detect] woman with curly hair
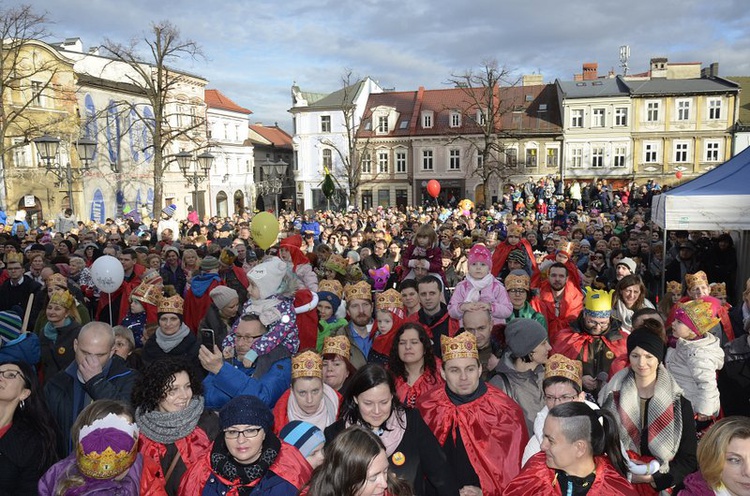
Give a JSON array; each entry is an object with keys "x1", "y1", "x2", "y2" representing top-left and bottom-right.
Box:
[
  {"x1": 388, "y1": 323, "x2": 443, "y2": 409},
  {"x1": 133, "y1": 357, "x2": 219, "y2": 495},
  {"x1": 611, "y1": 275, "x2": 655, "y2": 334}
]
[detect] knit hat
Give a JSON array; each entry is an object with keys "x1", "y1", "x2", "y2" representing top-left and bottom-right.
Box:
[
  {"x1": 219, "y1": 395, "x2": 274, "y2": 433},
  {"x1": 467, "y1": 244, "x2": 492, "y2": 269},
  {"x1": 200, "y1": 256, "x2": 220, "y2": 272},
  {"x1": 248, "y1": 257, "x2": 288, "y2": 299},
  {"x1": 579, "y1": 239, "x2": 591, "y2": 248},
  {"x1": 162, "y1": 204, "x2": 177, "y2": 218},
  {"x1": 279, "y1": 421, "x2": 325, "y2": 458},
  {"x1": 163, "y1": 246, "x2": 180, "y2": 258},
  {"x1": 318, "y1": 280, "x2": 343, "y2": 314},
  {"x1": 507, "y1": 249, "x2": 526, "y2": 267},
  {"x1": 673, "y1": 297, "x2": 721, "y2": 337},
  {"x1": 627, "y1": 327, "x2": 665, "y2": 361},
  {"x1": 0, "y1": 311, "x2": 23, "y2": 343},
  {"x1": 616, "y1": 257, "x2": 637, "y2": 274},
  {"x1": 210, "y1": 286, "x2": 239, "y2": 310},
  {"x1": 505, "y1": 318, "x2": 547, "y2": 357}
]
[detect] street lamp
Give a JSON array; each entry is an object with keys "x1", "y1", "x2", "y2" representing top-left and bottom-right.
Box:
[
  {"x1": 33, "y1": 134, "x2": 97, "y2": 215},
  {"x1": 176, "y1": 149, "x2": 214, "y2": 217},
  {"x1": 258, "y1": 158, "x2": 287, "y2": 213}
]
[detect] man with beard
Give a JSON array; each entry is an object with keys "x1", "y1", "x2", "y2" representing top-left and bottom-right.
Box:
[
  {"x1": 531, "y1": 263, "x2": 583, "y2": 343},
  {"x1": 552, "y1": 288, "x2": 627, "y2": 396},
  {"x1": 331, "y1": 281, "x2": 373, "y2": 369},
  {"x1": 410, "y1": 275, "x2": 459, "y2": 358}
]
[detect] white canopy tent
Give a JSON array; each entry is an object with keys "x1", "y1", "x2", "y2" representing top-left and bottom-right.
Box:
[{"x1": 651, "y1": 146, "x2": 750, "y2": 301}]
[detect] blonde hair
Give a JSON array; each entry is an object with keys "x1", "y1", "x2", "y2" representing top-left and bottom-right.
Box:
[{"x1": 697, "y1": 416, "x2": 750, "y2": 488}]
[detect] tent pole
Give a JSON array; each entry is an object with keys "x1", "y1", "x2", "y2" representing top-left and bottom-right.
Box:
[{"x1": 660, "y1": 227, "x2": 668, "y2": 302}]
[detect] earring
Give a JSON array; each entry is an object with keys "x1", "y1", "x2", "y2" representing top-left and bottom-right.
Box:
[{"x1": 19, "y1": 400, "x2": 24, "y2": 410}]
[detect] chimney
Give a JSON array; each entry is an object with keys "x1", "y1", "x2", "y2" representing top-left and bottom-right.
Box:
[
  {"x1": 650, "y1": 57, "x2": 668, "y2": 78},
  {"x1": 582, "y1": 63, "x2": 598, "y2": 81},
  {"x1": 522, "y1": 74, "x2": 544, "y2": 86}
]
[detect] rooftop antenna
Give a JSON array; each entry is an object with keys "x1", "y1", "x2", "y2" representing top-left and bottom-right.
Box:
[{"x1": 619, "y1": 45, "x2": 630, "y2": 76}]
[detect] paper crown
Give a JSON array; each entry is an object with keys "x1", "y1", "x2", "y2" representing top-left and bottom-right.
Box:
[
  {"x1": 140, "y1": 270, "x2": 163, "y2": 286},
  {"x1": 505, "y1": 272, "x2": 530, "y2": 291},
  {"x1": 544, "y1": 354, "x2": 583, "y2": 388},
  {"x1": 710, "y1": 282, "x2": 726, "y2": 299},
  {"x1": 5, "y1": 252, "x2": 23, "y2": 264},
  {"x1": 324, "y1": 254, "x2": 348, "y2": 276},
  {"x1": 158, "y1": 294, "x2": 184, "y2": 315},
  {"x1": 76, "y1": 413, "x2": 139, "y2": 480},
  {"x1": 344, "y1": 281, "x2": 372, "y2": 302},
  {"x1": 507, "y1": 224, "x2": 523, "y2": 237},
  {"x1": 558, "y1": 241, "x2": 574, "y2": 257},
  {"x1": 50, "y1": 290, "x2": 76, "y2": 310},
  {"x1": 46, "y1": 273, "x2": 68, "y2": 289},
  {"x1": 131, "y1": 282, "x2": 162, "y2": 307},
  {"x1": 675, "y1": 298, "x2": 720, "y2": 336},
  {"x1": 685, "y1": 271, "x2": 709, "y2": 290},
  {"x1": 220, "y1": 248, "x2": 237, "y2": 266},
  {"x1": 584, "y1": 287, "x2": 614, "y2": 314},
  {"x1": 441, "y1": 332, "x2": 479, "y2": 362},
  {"x1": 322, "y1": 335, "x2": 351, "y2": 359},
  {"x1": 666, "y1": 281, "x2": 683, "y2": 295},
  {"x1": 291, "y1": 350, "x2": 323, "y2": 379},
  {"x1": 318, "y1": 279, "x2": 343, "y2": 299},
  {"x1": 375, "y1": 289, "x2": 403, "y2": 311}
]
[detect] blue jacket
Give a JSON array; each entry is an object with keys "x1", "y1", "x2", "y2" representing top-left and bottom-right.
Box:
[
  {"x1": 200, "y1": 470, "x2": 299, "y2": 496},
  {"x1": 203, "y1": 356, "x2": 290, "y2": 410},
  {"x1": 0, "y1": 333, "x2": 40, "y2": 367}
]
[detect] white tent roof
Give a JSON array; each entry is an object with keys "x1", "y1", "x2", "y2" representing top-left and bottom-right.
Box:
[{"x1": 651, "y1": 146, "x2": 750, "y2": 230}]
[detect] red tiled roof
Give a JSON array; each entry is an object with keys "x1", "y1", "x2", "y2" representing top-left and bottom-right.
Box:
[
  {"x1": 205, "y1": 89, "x2": 252, "y2": 114},
  {"x1": 249, "y1": 124, "x2": 292, "y2": 149}
]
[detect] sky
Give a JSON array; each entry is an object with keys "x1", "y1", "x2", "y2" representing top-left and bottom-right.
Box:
[{"x1": 16, "y1": 0, "x2": 750, "y2": 132}]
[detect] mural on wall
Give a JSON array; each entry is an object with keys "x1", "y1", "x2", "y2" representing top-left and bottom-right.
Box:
[
  {"x1": 83, "y1": 94, "x2": 98, "y2": 161},
  {"x1": 90, "y1": 189, "x2": 105, "y2": 223},
  {"x1": 142, "y1": 106, "x2": 154, "y2": 163},
  {"x1": 147, "y1": 188, "x2": 154, "y2": 217},
  {"x1": 106, "y1": 100, "x2": 120, "y2": 165}
]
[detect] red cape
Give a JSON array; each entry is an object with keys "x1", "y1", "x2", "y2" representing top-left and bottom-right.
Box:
[
  {"x1": 552, "y1": 326, "x2": 628, "y2": 378},
  {"x1": 531, "y1": 256, "x2": 581, "y2": 290},
  {"x1": 417, "y1": 384, "x2": 529, "y2": 496},
  {"x1": 491, "y1": 239, "x2": 538, "y2": 278},
  {"x1": 139, "y1": 427, "x2": 212, "y2": 495},
  {"x1": 531, "y1": 280, "x2": 583, "y2": 343},
  {"x1": 183, "y1": 279, "x2": 223, "y2": 334},
  {"x1": 502, "y1": 452, "x2": 635, "y2": 495},
  {"x1": 295, "y1": 288, "x2": 319, "y2": 350},
  {"x1": 393, "y1": 361, "x2": 444, "y2": 408}
]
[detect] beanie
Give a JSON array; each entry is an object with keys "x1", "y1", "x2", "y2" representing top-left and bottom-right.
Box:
[
  {"x1": 0, "y1": 310, "x2": 23, "y2": 343},
  {"x1": 505, "y1": 318, "x2": 547, "y2": 357},
  {"x1": 467, "y1": 244, "x2": 492, "y2": 270},
  {"x1": 200, "y1": 256, "x2": 220, "y2": 271},
  {"x1": 248, "y1": 257, "x2": 288, "y2": 299},
  {"x1": 279, "y1": 421, "x2": 325, "y2": 458},
  {"x1": 317, "y1": 291, "x2": 342, "y2": 315},
  {"x1": 507, "y1": 249, "x2": 527, "y2": 267},
  {"x1": 162, "y1": 204, "x2": 177, "y2": 218},
  {"x1": 219, "y1": 395, "x2": 274, "y2": 433},
  {"x1": 617, "y1": 257, "x2": 637, "y2": 274},
  {"x1": 210, "y1": 286, "x2": 239, "y2": 310},
  {"x1": 627, "y1": 328, "x2": 665, "y2": 362}
]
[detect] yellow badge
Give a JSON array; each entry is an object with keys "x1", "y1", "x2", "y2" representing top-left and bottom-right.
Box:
[
  {"x1": 392, "y1": 451, "x2": 405, "y2": 466},
  {"x1": 58, "y1": 346, "x2": 66, "y2": 355},
  {"x1": 605, "y1": 350, "x2": 615, "y2": 360}
]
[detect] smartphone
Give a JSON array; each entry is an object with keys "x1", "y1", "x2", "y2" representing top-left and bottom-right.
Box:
[{"x1": 200, "y1": 329, "x2": 215, "y2": 349}]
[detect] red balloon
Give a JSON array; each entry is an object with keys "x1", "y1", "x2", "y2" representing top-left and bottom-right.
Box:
[
  {"x1": 675, "y1": 171, "x2": 683, "y2": 179},
  {"x1": 426, "y1": 179, "x2": 441, "y2": 198}
]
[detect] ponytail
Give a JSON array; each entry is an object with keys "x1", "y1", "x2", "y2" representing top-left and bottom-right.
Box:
[{"x1": 597, "y1": 409, "x2": 628, "y2": 477}]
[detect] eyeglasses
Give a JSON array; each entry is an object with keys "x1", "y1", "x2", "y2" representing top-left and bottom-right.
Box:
[
  {"x1": 235, "y1": 334, "x2": 264, "y2": 342},
  {"x1": 586, "y1": 319, "x2": 609, "y2": 329},
  {"x1": 225, "y1": 427, "x2": 262, "y2": 439},
  {"x1": 544, "y1": 394, "x2": 577, "y2": 403},
  {"x1": 0, "y1": 370, "x2": 23, "y2": 380}
]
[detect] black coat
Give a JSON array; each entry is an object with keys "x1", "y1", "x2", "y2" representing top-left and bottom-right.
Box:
[
  {"x1": 140, "y1": 329, "x2": 201, "y2": 372},
  {"x1": 325, "y1": 409, "x2": 459, "y2": 496},
  {"x1": 39, "y1": 320, "x2": 82, "y2": 380},
  {"x1": 0, "y1": 419, "x2": 55, "y2": 495},
  {"x1": 0, "y1": 276, "x2": 42, "y2": 323}
]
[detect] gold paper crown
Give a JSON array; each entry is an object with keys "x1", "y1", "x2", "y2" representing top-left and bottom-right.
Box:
[
  {"x1": 141, "y1": 270, "x2": 163, "y2": 286},
  {"x1": 441, "y1": 332, "x2": 479, "y2": 362},
  {"x1": 324, "y1": 254, "x2": 348, "y2": 275},
  {"x1": 507, "y1": 224, "x2": 523, "y2": 237},
  {"x1": 318, "y1": 279, "x2": 343, "y2": 299},
  {"x1": 584, "y1": 287, "x2": 614, "y2": 313},
  {"x1": 344, "y1": 281, "x2": 372, "y2": 302},
  {"x1": 505, "y1": 273, "x2": 530, "y2": 291},
  {"x1": 375, "y1": 289, "x2": 403, "y2": 311},
  {"x1": 76, "y1": 442, "x2": 138, "y2": 480},
  {"x1": 291, "y1": 350, "x2": 323, "y2": 379},
  {"x1": 680, "y1": 299, "x2": 721, "y2": 336},
  {"x1": 666, "y1": 281, "x2": 683, "y2": 295},
  {"x1": 544, "y1": 354, "x2": 583, "y2": 388},
  {"x1": 157, "y1": 294, "x2": 184, "y2": 315},
  {"x1": 50, "y1": 290, "x2": 76, "y2": 310},
  {"x1": 685, "y1": 270, "x2": 709, "y2": 290},
  {"x1": 220, "y1": 248, "x2": 237, "y2": 266},
  {"x1": 322, "y1": 335, "x2": 351, "y2": 358},
  {"x1": 710, "y1": 282, "x2": 726, "y2": 299},
  {"x1": 5, "y1": 252, "x2": 23, "y2": 264},
  {"x1": 131, "y1": 283, "x2": 162, "y2": 307},
  {"x1": 46, "y1": 273, "x2": 68, "y2": 289},
  {"x1": 558, "y1": 241, "x2": 574, "y2": 257}
]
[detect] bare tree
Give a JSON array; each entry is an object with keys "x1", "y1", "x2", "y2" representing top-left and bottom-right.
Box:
[{"x1": 100, "y1": 21, "x2": 206, "y2": 212}]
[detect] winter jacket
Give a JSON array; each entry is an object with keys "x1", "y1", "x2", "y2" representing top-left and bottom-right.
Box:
[
  {"x1": 489, "y1": 354, "x2": 545, "y2": 436},
  {"x1": 507, "y1": 301, "x2": 547, "y2": 330},
  {"x1": 0, "y1": 332, "x2": 40, "y2": 367},
  {"x1": 448, "y1": 277, "x2": 513, "y2": 326},
  {"x1": 665, "y1": 334, "x2": 724, "y2": 416},
  {"x1": 140, "y1": 325, "x2": 200, "y2": 371},
  {"x1": 0, "y1": 419, "x2": 54, "y2": 495},
  {"x1": 203, "y1": 354, "x2": 291, "y2": 410},
  {"x1": 677, "y1": 471, "x2": 717, "y2": 495},
  {"x1": 39, "y1": 319, "x2": 82, "y2": 380}
]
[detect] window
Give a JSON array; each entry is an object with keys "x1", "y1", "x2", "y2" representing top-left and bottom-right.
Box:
[
  {"x1": 30, "y1": 81, "x2": 43, "y2": 106},
  {"x1": 674, "y1": 141, "x2": 689, "y2": 163},
  {"x1": 644, "y1": 142, "x2": 658, "y2": 163},
  {"x1": 378, "y1": 189, "x2": 390, "y2": 208},
  {"x1": 614, "y1": 108, "x2": 628, "y2": 126},
  {"x1": 592, "y1": 108, "x2": 605, "y2": 127},
  {"x1": 361, "y1": 153, "x2": 372, "y2": 173},
  {"x1": 422, "y1": 150, "x2": 433, "y2": 170},
  {"x1": 322, "y1": 149, "x2": 332, "y2": 168},
  {"x1": 377, "y1": 116, "x2": 389, "y2": 134},
  {"x1": 449, "y1": 149, "x2": 461, "y2": 170},
  {"x1": 613, "y1": 146, "x2": 626, "y2": 168},
  {"x1": 362, "y1": 190, "x2": 372, "y2": 210},
  {"x1": 422, "y1": 112, "x2": 433, "y2": 129},
  {"x1": 525, "y1": 148, "x2": 537, "y2": 167},
  {"x1": 546, "y1": 148, "x2": 559, "y2": 168},
  {"x1": 12, "y1": 138, "x2": 31, "y2": 167},
  {"x1": 450, "y1": 112, "x2": 461, "y2": 128},
  {"x1": 676, "y1": 99, "x2": 691, "y2": 121},
  {"x1": 571, "y1": 109, "x2": 583, "y2": 128},
  {"x1": 591, "y1": 147, "x2": 604, "y2": 168},
  {"x1": 377, "y1": 150, "x2": 389, "y2": 173},
  {"x1": 176, "y1": 104, "x2": 185, "y2": 127},
  {"x1": 320, "y1": 115, "x2": 331, "y2": 133},
  {"x1": 646, "y1": 101, "x2": 660, "y2": 122},
  {"x1": 708, "y1": 98, "x2": 722, "y2": 120},
  {"x1": 705, "y1": 141, "x2": 720, "y2": 162},
  {"x1": 476, "y1": 153, "x2": 484, "y2": 171},
  {"x1": 476, "y1": 110, "x2": 486, "y2": 125},
  {"x1": 570, "y1": 147, "x2": 582, "y2": 168},
  {"x1": 396, "y1": 150, "x2": 406, "y2": 173},
  {"x1": 506, "y1": 148, "x2": 518, "y2": 167}
]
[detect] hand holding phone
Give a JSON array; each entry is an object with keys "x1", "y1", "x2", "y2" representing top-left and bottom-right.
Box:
[{"x1": 200, "y1": 329, "x2": 215, "y2": 350}]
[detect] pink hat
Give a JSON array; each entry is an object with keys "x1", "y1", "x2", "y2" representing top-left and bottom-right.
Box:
[{"x1": 468, "y1": 244, "x2": 492, "y2": 270}]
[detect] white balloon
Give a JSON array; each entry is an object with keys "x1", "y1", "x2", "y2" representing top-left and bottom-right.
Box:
[{"x1": 90, "y1": 255, "x2": 125, "y2": 293}]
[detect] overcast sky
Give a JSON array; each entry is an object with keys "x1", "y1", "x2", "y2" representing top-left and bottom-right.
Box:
[{"x1": 17, "y1": 0, "x2": 750, "y2": 131}]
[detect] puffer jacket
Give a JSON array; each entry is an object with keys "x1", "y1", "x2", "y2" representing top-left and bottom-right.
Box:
[
  {"x1": 665, "y1": 333, "x2": 724, "y2": 417},
  {"x1": 488, "y1": 353, "x2": 545, "y2": 435}
]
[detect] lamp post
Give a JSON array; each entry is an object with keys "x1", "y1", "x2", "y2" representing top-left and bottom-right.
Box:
[
  {"x1": 258, "y1": 158, "x2": 287, "y2": 213},
  {"x1": 176, "y1": 149, "x2": 214, "y2": 218},
  {"x1": 33, "y1": 134, "x2": 97, "y2": 215}
]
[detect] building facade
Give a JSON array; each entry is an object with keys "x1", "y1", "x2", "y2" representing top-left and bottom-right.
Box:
[{"x1": 248, "y1": 123, "x2": 294, "y2": 212}]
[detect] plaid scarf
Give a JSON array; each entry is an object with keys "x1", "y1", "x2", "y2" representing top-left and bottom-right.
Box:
[{"x1": 600, "y1": 366, "x2": 683, "y2": 473}]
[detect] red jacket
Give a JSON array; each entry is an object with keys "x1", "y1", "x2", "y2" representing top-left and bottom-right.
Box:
[
  {"x1": 138, "y1": 426, "x2": 213, "y2": 495},
  {"x1": 491, "y1": 239, "x2": 538, "y2": 278}
]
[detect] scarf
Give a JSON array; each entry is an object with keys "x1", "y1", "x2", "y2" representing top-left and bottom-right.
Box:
[
  {"x1": 287, "y1": 383, "x2": 339, "y2": 432},
  {"x1": 602, "y1": 367, "x2": 682, "y2": 473},
  {"x1": 446, "y1": 380, "x2": 488, "y2": 406},
  {"x1": 155, "y1": 323, "x2": 191, "y2": 353},
  {"x1": 464, "y1": 273, "x2": 495, "y2": 303},
  {"x1": 615, "y1": 299, "x2": 655, "y2": 334},
  {"x1": 136, "y1": 396, "x2": 205, "y2": 444},
  {"x1": 210, "y1": 432, "x2": 281, "y2": 495},
  {"x1": 245, "y1": 298, "x2": 282, "y2": 327},
  {"x1": 347, "y1": 409, "x2": 407, "y2": 457},
  {"x1": 44, "y1": 317, "x2": 73, "y2": 341}
]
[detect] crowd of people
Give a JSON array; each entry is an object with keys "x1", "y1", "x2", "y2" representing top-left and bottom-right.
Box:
[{"x1": 0, "y1": 176, "x2": 747, "y2": 495}]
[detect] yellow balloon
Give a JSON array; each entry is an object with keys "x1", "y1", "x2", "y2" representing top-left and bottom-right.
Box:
[{"x1": 251, "y1": 212, "x2": 280, "y2": 250}]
